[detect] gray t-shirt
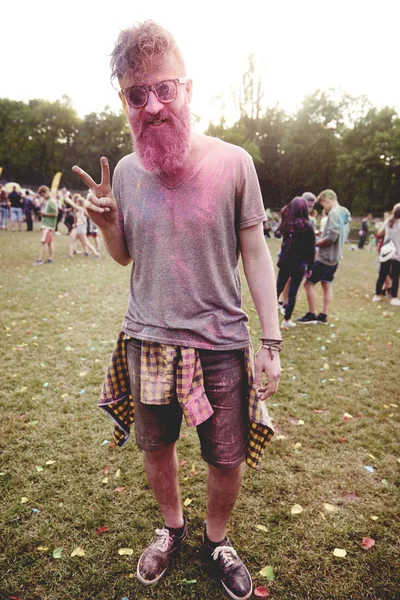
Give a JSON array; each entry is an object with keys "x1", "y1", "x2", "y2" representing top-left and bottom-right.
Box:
[
  {"x1": 112, "y1": 136, "x2": 266, "y2": 350},
  {"x1": 318, "y1": 205, "x2": 351, "y2": 266}
]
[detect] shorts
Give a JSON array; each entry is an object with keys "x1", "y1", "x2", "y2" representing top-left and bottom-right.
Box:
[
  {"x1": 76, "y1": 224, "x2": 86, "y2": 235},
  {"x1": 87, "y1": 232, "x2": 98, "y2": 237},
  {"x1": 10, "y1": 207, "x2": 23, "y2": 222},
  {"x1": 306, "y1": 260, "x2": 338, "y2": 284},
  {"x1": 126, "y1": 338, "x2": 248, "y2": 469},
  {"x1": 40, "y1": 227, "x2": 54, "y2": 244}
]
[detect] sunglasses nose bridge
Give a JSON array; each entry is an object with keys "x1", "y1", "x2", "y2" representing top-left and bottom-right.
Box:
[{"x1": 144, "y1": 88, "x2": 165, "y2": 114}]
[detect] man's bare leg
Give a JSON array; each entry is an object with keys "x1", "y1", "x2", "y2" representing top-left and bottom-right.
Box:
[
  {"x1": 206, "y1": 463, "x2": 243, "y2": 542},
  {"x1": 143, "y1": 442, "x2": 184, "y2": 529},
  {"x1": 321, "y1": 281, "x2": 333, "y2": 316},
  {"x1": 304, "y1": 281, "x2": 317, "y2": 315}
]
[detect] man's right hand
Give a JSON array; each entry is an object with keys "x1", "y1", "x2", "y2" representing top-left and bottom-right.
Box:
[{"x1": 72, "y1": 157, "x2": 118, "y2": 229}]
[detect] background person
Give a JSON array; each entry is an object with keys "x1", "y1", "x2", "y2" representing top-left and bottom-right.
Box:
[
  {"x1": 33, "y1": 185, "x2": 58, "y2": 265},
  {"x1": 24, "y1": 190, "x2": 34, "y2": 231},
  {"x1": 372, "y1": 203, "x2": 400, "y2": 305},
  {"x1": 358, "y1": 213, "x2": 372, "y2": 249},
  {"x1": 276, "y1": 197, "x2": 316, "y2": 328},
  {"x1": 9, "y1": 185, "x2": 24, "y2": 231},
  {"x1": 0, "y1": 185, "x2": 9, "y2": 230},
  {"x1": 65, "y1": 194, "x2": 100, "y2": 257},
  {"x1": 297, "y1": 189, "x2": 351, "y2": 324}
]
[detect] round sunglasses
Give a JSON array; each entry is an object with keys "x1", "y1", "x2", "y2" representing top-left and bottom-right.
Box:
[{"x1": 121, "y1": 77, "x2": 188, "y2": 108}]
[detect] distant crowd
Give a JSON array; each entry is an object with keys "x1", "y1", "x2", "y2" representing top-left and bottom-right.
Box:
[{"x1": 1, "y1": 182, "x2": 399, "y2": 313}]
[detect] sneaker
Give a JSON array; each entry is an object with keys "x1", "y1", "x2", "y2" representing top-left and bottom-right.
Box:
[
  {"x1": 54, "y1": 231, "x2": 62, "y2": 235},
  {"x1": 277, "y1": 301, "x2": 286, "y2": 315},
  {"x1": 390, "y1": 297, "x2": 400, "y2": 306},
  {"x1": 32, "y1": 260, "x2": 44, "y2": 266},
  {"x1": 45, "y1": 259, "x2": 53, "y2": 264},
  {"x1": 372, "y1": 295, "x2": 382, "y2": 302},
  {"x1": 296, "y1": 312, "x2": 317, "y2": 324},
  {"x1": 316, "y1": 313, "x2": 328, "y2": 324},
  {"x1": 204, "y1": 529, "x2": 252, "y2": 600},
  {"x1": 137, "y1": 518, "x2": 187, "y2": 586},
  {"x1": 281, "y1": 319, "x2": 296, "y2": 329}
]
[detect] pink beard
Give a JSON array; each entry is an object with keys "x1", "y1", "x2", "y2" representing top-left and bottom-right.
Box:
[{"x1": 130, "y1": 103, "x2": 191, "y2": 175}]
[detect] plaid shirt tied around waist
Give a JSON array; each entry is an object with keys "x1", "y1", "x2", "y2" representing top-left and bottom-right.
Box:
[{"x1": 99, "y1": 332, "x2": 275, "y2": 470}]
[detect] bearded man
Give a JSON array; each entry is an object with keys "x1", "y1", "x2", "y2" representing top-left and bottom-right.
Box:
[{"x1": 73, "y1": 21, "x2": 281, "y2": 600}]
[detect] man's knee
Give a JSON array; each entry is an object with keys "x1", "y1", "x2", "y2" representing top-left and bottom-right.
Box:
[{"x1": 143, "y1": 441, "x2": 177, "y2": 464}]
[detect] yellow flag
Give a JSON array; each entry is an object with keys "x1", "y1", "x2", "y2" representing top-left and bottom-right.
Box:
[
  {"x1": 0, "y1": 167, "x2": 3, "y2": 177},
  {"x1": 51, "y1": 172, "x2": 62, "y2": 196}
]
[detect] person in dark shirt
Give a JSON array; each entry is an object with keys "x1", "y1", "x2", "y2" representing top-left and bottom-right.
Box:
[
  {"x1": 276, "y1": 196, "x2": 316, "y2": 328},
  {"x1": 358, "y1": 213, "x2": 371, "y2": 249},
  {"x1": 24, "y1": 191, "x2": 34, "y2": 231},
  {"x1": 9, "y1": 186, "x2": 24, "y2": 231}
]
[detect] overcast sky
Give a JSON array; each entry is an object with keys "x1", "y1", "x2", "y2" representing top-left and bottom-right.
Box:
[{"x1": 2, "y1": 0, "x2": 399, "y2": 128}]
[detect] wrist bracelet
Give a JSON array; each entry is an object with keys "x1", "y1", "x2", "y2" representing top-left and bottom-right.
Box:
[{"x1": 260, "y1": 343, "x2": 282, "y2": 361}]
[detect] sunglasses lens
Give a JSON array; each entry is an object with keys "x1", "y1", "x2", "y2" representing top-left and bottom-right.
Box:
[
  {"x1": 127, "y1": 86, "x2": 147, "y2": 107},
  {"x1": 155, "y1": 80, "x2": 176, "y2": 103}
]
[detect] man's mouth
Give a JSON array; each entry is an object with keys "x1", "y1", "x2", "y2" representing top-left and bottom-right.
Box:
[{"x1": 148, "y1": 119, "x2": 167, "y2": 126}]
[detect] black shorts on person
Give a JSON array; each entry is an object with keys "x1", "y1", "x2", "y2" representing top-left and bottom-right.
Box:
[
  {"x1": 306, "y1": 260, "x2": 338, "y2": 285},
  {"x1": 126, "y1": 338, "x2": 248, "y2": 469}
]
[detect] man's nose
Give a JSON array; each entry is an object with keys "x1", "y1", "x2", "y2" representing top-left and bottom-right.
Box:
[{"x1": 145, "y1": 90, "x2": 164, "y2": 115}]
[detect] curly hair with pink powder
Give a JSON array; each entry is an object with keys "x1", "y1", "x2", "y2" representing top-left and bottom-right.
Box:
[{"x1": 110, "y1": 20, "x2": 185, "y2": 83}]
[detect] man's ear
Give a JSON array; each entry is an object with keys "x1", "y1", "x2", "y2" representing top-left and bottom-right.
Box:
[
  {"x1": 186, "y1": 78, "x2": 193, "y2": 104},
  {"x1": 119, "y1": 90, "x2": 129, "y2": 116}
]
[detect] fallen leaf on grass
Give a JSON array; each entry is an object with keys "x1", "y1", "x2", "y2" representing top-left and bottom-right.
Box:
[
  {"x1": 254, "y1": 587, "x2": 270, "y2": 597},
  {"x1": 364, "y1": 466, "x2": 374, "y2": 473},
  {"x1": 104, "y1": 466, "x2": 109, "y2": 475},
  {"x1": 114, "y1": 469, "x2": 121, "y2": 479},
  {"x1": 102, "y1": 477, "x2": 108, "y2": 485},
  {"x1": 10, "y1": 596, "x2": 22, "y2": 600},
  {"x1": 323, "y1": 503, "x2": 337, "y2": 512},
  {"x1": 259, "y1": 565, "x2": 275, "y2": 581},
  {"x1": 381, "y1": 479, "x2": 388, "y2": 486},
  {"x1": 35, "y1": 466, "x2": 44, "y2": 472},
  {"x1": 181, "y1": 578, "x2": 197, "y2": 584},
  {"x1": 180, "y1": 460, "x2": 187, "y2": 467},
  {"x1": 46, "y1": 460, "x2": 56, "y2": 466},
  {"x1": 361, "y1": 537, "x2": 375, "y2": 550},
  {"x1": 338, "y1": 437, "x2": 347, "y2": 443},
  {"x1": 61, "y1": 393, "x2": 68, "y2": 398},
  {"x1": 96, "y1": 526, "x2": 109, "y2": 535},
  {"x1": 291, "y1": 504, "x2": 303, "y2": 515},
  {"x1": 114, "y1": 486, "x2": 126, "y2": 493},
  {"x1": 183, "y1": 498, "x2": 193, "y2": 506},
  {"x1": 294, "y1": 442, "x2": 302, "y2": 449},
  {"x1": 21, "y1": 497, "x2": 28, "y2": 504},
  {"x1": 71, "y1": 547, "x2": 86, "y2": 557},
  {"x1": 101, "y1": 440, "x2": 110, "y2": 446},
  {"x1": 37, "y1": 546, "x2": 49, "y2": 552},
  {"x1": 343, "y1": 413, "x2": 353, "y2": 421},
  {"x1": 313, "y1": 409, "x2": 325, "y2": 414},
  {"x1": 370, "y1": 516, "x2": 379, "y2": 521},
  {"x1": 118, "y1": 548, "x2": 133, "y2": 556},
  {"x1": 53, "y1": 547, "x2": 63, "y2": 559},
  {"x1": 332, "y1": 548, "x2": 346, "y2": 557},
  {"x1": 255, "y1": 524, "x2": 268, "y2": 532}
]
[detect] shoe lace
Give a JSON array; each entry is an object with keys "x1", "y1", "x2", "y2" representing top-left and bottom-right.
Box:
[
  {"x1": 154, "y1": 527, "x2": 171, "y2": 553},
  {"x1": 212, "y1": 545, "x2": 238, "y2": 568}
]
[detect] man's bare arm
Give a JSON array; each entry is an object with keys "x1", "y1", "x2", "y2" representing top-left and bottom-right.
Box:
[{"x1": 239, "y1": 223, "x2": 281, "y2": 400}]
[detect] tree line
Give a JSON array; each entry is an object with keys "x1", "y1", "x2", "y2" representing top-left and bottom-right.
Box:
[{"x1": 1, "y1": 85, "x2": 399, "y2": 214}]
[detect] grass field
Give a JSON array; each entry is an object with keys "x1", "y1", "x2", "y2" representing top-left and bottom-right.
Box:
[{"x1": 1, "y1": 227, "x2": 399, "y2": 600}]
